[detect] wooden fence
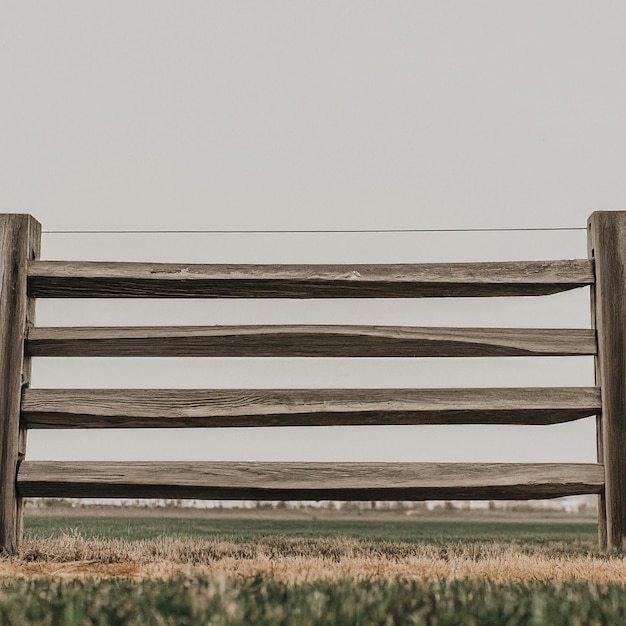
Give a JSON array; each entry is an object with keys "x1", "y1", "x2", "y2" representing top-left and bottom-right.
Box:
[{"x1": 0, "y1": 212, "x2": 624, "y2": 553}]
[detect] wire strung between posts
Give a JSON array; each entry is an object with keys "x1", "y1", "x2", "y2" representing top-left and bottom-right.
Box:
[{"x1": 43, "y1": 227, "x2": 587, "y2": 234}]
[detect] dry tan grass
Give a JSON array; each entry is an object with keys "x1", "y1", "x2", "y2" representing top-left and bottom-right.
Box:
[{"x1": 1, "y1": 536, "x2": 624, "y2": 584}]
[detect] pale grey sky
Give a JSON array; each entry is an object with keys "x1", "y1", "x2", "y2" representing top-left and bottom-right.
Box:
[
  {"x1": 1, "y1": 2, "x2": 625, "y2": 466},
  {"x1": 2, "y1": 1, "x2": 625, "y2": 230}
]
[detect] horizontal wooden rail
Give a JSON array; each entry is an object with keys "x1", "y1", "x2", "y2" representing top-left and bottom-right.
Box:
[
  {"x1": 27, "y1": 259, "x2": 594, "y2": 298},
  {"x1": 21, "y1": 387, "x2": 601, "y2": 429},
  {"x1": 26, "y1": 325, "x2": 597, "y2": 358},
  {"x1": 17, "y1": 462, "x2": 605, "y2": 500}
]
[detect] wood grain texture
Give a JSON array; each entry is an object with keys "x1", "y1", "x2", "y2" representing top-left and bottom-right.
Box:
[
  {"x1": 588, "y1": 219, "x2": 607, "y2": 550},
  {"x1": 27, "y1": 259, "x2": 594, "y2": 298},
  {"x1": 588, "y1": 212, "x2": 626, "y2": 551},
  {"x1": 0, "y1": 215, "x2": 40, "y2": 554},
  {"x1": 26, "y1": 325, "x2": 597, "y2": 358},
  {"x1": 21, "y1": 387, "x2": 601, "y2": 429},
  {"x1": 17, "y1": 461, "x2": 605, "y2": 500}
]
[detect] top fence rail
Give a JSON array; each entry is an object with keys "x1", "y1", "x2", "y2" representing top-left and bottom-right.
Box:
[{"x1": 27, "y1": 259, "x2": 594, "y2": 299}]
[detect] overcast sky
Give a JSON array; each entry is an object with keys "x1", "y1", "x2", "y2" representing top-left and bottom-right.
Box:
[{"x1": 2, "y1": 2, "x2": 625, "y2": 466}]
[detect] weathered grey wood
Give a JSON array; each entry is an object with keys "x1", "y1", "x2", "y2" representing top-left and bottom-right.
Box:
[
  {"x1": 588, "y1": 212, "x2": 626, "y2": 551},
  {"x1": 27, "y1": 259, "x2": 593, "y2": 298},
  {"x1": 0, "y1": 215, "x2": 40, "y2": 554},
  {"x1": 21, "y1": 387, "x2": 601, "y2": 429},
  {"x1": 588, "y1": 220, "x2": 607, "y2": 550},
  {"x1": 17, "y1": 461, "x2": 605, "y2": 500},
  {"x1": 26, "y1": 325, "x2": 597, "y2": 358}
]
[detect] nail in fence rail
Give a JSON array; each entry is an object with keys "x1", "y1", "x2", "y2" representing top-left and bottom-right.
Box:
[{"x1": 1, "y1": 212, "x2": 624, "y2": 552}]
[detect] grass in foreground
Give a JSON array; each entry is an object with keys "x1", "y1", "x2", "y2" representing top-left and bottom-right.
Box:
[
  {"x1": 8, "y1": 534, "x2": 625, "y2": 584},
  {"x1": 4, "y1": 514, "x2": 617, "y2": 584},
  {"x1": 2, "y1": 515, "x2": 623, "y2": 625},
  {"x1": 1, "y1": 577, "x2": 626, "y2": 626}
]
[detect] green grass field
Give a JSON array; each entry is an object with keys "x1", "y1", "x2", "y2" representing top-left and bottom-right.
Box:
[
  {"x1": 0, "y1": 513, "x2": 617, "y2": 625},
  {"x1": 24, "y1": 514, "x2": 599, "y2": 549}
]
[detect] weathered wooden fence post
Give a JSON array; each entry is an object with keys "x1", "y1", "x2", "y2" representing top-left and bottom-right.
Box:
[
  {"x1": 588, "y1": 211, "x2": 626, "y2": 552},
  {"x1": 0, "y1": 214, "x2": 40, "y2": 554}
]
